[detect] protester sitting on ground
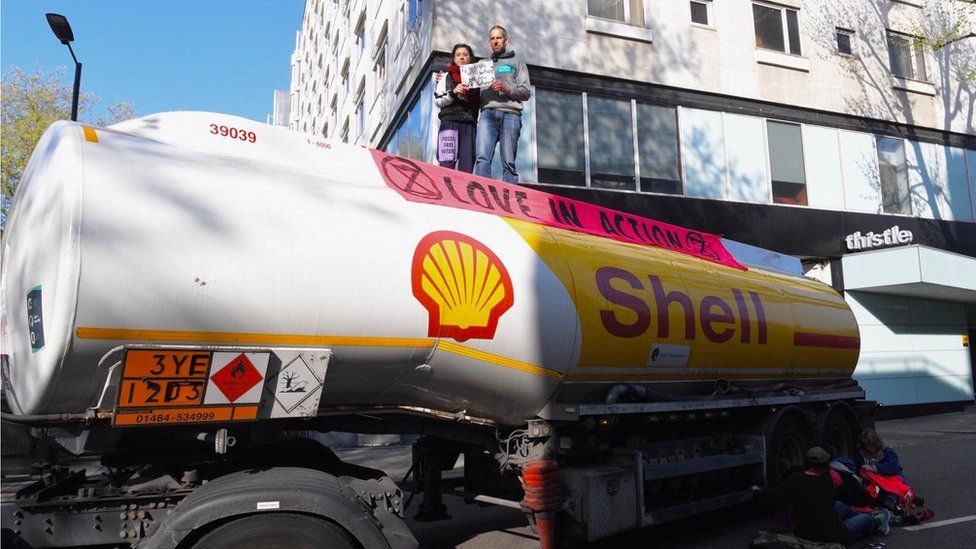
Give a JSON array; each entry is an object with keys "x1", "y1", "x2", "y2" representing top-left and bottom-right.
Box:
[
  {"x1": 433, "y1": 43, "x2": 480, "y2": 173},
  {"x1": 753, "y1": 447, "x2": 890, "y2": 543},
  {"x1": 854, "y1": 429, "x2": 906, "y2": 481},
  {"x1": 829, "y1": 458, "x2": 873, "y2": 508}
]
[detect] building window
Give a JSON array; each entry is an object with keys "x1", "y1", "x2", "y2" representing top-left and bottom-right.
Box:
[
  {"x1": 836, "y1": 28, "x2": 853, "y2": 56},
  {"x1": 690, "y1": 1, "x2": 711, "y2": 26},
  {"x1": 587, "y1": 96, "x2": 636, "y2": 190},
  {"x1": 536, "y1": 89, "x2": 586, "y2": 186},
  {"x1": 375, "y1": 42, "x2": 387, "y2": 84},
  {"x1": 386, "y1": 80, "x2": 434, "y2": 161},
  {"x1": 341, "y1": 118, "x2": 350, "y2": 144},
  {"x1": 752, "y1": 2, "x2": 801, "y2": 55},
  {"x1": 355, "y1": 79, "x2": 366, "y2": 141},
  {"x1": 876, "y1": 136, "x2": 911, "y2": 214},
  {"x1": 357, "y1": 101, "x2": 365, "y2": 142},
  {"x1": 406, "y1": 0, "x2": 422, "y2": 31},
  {"x1": 636, "y1": 103, "x2": 681, "y2": 194},
  {"x1": 887, "y1": 31, "x2": 927, "y2": 81},
  {"x1": 330, "y1": 95, "x2": 338, "y2": 135},
  {"x1": 766, "y1": 121, "x2": 807, "y2": 205},
  {"x1": 587, "y1": 0, "x2": 646, "y2": 26},
  {"x1": 340, "y1": 59, "x2": 350, "y2": 96}
]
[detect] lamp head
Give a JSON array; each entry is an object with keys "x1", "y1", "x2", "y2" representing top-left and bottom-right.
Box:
[{"x1": 46, "y1": 13, "x2": 74, "y2": 45}]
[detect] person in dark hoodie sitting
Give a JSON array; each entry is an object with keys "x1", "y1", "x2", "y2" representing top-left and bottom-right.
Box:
[
  {"x1": 753, "y1": 447, "x2": 890, "y2": 543},
  {"x1": 473, "y1": 25, "x2": 531, "y2": 183},
  {"x1": 434, "y1": 43, "x2": 480, "y2": 173}
]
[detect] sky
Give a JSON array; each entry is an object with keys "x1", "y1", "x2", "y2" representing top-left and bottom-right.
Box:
[{"x1": 1, "y1": 0, "x2": 306, "y2": 122}]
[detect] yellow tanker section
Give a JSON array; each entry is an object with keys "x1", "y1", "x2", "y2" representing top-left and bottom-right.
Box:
[{"x1": 506, "y1": 219, "x2": 859, "y2": 382}]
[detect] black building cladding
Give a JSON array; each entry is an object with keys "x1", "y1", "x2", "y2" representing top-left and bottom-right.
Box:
[{"x1": 523, "y1": 183, "x2": 976, "y2": 261}]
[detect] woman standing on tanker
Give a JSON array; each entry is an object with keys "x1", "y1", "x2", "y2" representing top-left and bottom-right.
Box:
[{"x1": 434, "y1": 44, "x2": 480, "y2": 173}]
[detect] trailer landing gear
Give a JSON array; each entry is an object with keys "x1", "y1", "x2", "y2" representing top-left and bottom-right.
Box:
[{"x1": 521, "y1": 459, "x2": 562, "y2": 549}]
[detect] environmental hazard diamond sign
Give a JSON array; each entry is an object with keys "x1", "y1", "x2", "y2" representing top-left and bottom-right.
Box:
[
  {"x1": 204, "y1": 352, "x2": 269, "y2": 405},
  {"x1": 272, "y1": 355, "x2": 323, "y2": 413},
  {"x1": 260, "y1": 351, "x2": 330, "y2": 419}
]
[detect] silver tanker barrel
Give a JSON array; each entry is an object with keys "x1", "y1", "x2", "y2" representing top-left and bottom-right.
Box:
[{"x1": 0, "y1": 113, "x2": 859, "y2": 428}]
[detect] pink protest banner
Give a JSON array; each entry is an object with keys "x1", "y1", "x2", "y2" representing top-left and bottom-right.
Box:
[{"x1": 370, "y1": 150, "x2": 746, "y2": 270}]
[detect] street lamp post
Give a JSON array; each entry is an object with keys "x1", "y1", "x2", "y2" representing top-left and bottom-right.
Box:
[{"x1": 45, "y1": 13, "x2": 81, "y2": 122}]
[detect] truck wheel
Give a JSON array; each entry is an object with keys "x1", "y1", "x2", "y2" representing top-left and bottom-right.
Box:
[
  {"x1": 192, "y1": 513, "x2": 358, "y2": 549},
  {"x1": 766, "y1": 415, "x2": 811, "y2": 484},
  {"x1": 819, "y1": 408, "x2": 856, "y2": 459}
]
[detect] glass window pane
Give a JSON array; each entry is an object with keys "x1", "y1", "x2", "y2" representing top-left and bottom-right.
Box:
[
  {"x1": 690, "y1": 1, "x2": 709, "y2": 25},
  {"x1": 968, "y1": 150, "x2": 976, "y2": 220},
  {"x1": 786, "y1": 10, "x2": 801, "y2": 54},
  {"x1": 767, "y1": 121, "x2": 807, "y2": 205},
  {"x1": 888, "y1": 33, "x2": 913, "y2": 78},
  {"x1": 387, "y1": 131, "x2": 399, "y2": 155},
  {"x1": 876, "y1": 136, "x2": 910, "y2": 214},
  {"x1": 803, "y1": 125, "x2": 845, "y2": 210},
  {"x1": 419, "y1": 80, "x2": 434, "y2": 162},
  {"x1": 840, "y1": 131, "x2": 881, "y2": 212},
  {"x1": 536, "y1": 89, "x2": 586, "y2": 186},
  {"x1": 836, "y1": 30, "x2": 852, "y2": 55},
  {"x1": 913, "y1": 43, "x2": 928, "y2": 81},
  {"x1": 629, "y1": 0, "x2": 645, "y2": 25},
  {"x1": 405, "y1": 101, "x2": 423, "y2": 160},
  {"x1": 637, "y1": 103, "x2": 681, "y2": 194},
  {"x1": 725, "y1": 114, "x2": 768, "y2": 203},
  {"x1": 905, "y1": 141, "x2": 933, "y2": 218},
  {"x1": 587, "y1": 96, "x2": 636, "y2": 190},
  {"x1": 753, "y1": 4, "x2": 785, "y2": 52},
  {"x1": 679, "y1": 108, "x2": 726, "y2": 199},
  {"x1": 588, "y1": 0, "x2": 625, "y2": 22}
]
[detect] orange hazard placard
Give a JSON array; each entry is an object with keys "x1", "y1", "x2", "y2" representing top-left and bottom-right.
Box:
[
  {"x1": 117, "y1": 350, "x2": 211, "y2": 409},
  {"x1": 113, "y1": 349, "x2": 264, "y2": 427},
  {"x1": 113, "y1": 405, "x2": 258, "y2": 426}
]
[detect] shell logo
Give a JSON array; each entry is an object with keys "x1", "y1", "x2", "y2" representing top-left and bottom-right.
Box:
[{"x1": 412, "y1": 231, "x2": 514, "y2": 342}]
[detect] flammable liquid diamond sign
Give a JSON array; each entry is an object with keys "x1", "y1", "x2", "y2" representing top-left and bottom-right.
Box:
[{"x1": 204, "y1": 352, "x2": 270, "y2": 405}]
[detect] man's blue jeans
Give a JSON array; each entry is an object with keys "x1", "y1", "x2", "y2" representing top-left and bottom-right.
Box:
[
  {"x1": 474, "y1": 108, "x2": 522, "y2": 183},
  {"x1": 835, "y1": 501, "x2": 877, "y2": 539}
]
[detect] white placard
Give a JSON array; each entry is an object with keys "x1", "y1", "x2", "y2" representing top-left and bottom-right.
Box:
[
  {"x1": 461, "y1": 61, "x2": 495, "y2": 88},
  {"x1": 264, "y1": 351, "x2": 329, "y2": 418},
  {"x1": 646, "y1": 344, "x2": 691, "y2": 367}
]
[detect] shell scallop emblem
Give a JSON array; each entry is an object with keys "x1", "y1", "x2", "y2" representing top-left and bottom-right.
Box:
[{"x1": 412, "y1": 231, "x2": 515, "y2": 342}]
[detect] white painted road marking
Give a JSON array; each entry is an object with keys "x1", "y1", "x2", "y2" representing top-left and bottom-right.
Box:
[{"x1": 903, "y1": 514, "x2": 976, "y2": 531}]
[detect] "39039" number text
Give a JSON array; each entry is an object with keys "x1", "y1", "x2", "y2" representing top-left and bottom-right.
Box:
[{"x1": 210, "y1": 124, "x2": 257, "y2": 143}]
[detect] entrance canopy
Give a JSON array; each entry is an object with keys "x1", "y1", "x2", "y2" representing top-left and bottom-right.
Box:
[{"x1": 842, "y1": 245, "x2": 976, "y2": 303}]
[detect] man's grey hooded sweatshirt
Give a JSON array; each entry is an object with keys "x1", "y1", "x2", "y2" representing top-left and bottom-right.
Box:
[{"x1": 480, "y1": 46, "x2": 531, "y2": 114}]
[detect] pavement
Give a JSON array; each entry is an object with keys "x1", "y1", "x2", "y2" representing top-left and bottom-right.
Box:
[{"x1": 338, "y1": 407, "x2": 976, "y2": 548}]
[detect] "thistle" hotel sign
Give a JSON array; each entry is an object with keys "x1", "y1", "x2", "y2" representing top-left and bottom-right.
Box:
[{"x1": 845, "y1": 226, "x2": 913, "y2": 251}]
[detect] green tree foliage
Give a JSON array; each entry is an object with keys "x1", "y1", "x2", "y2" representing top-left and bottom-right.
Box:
[
  {"x1": 1, "y1": 66, "x2": 134, "y2": 224},
  {"x1": 912, "y1": 0, "x2": 976, "y2": 82}
]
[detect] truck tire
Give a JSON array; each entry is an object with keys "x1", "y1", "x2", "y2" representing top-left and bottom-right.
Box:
[
  {"x1": 766, "y1": 414, "x2": 812, "y2": 484},
  {"x1": 191, "y1": 513, "x2": 358, "y2": 549},
  {"x1": 818, "y1": 405, "x2": 857, "y2": 459}
]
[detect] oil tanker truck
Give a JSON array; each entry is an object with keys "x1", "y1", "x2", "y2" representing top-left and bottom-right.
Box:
[{"x1": 1, "y1": 112, "x2": 868, "y2": 548}]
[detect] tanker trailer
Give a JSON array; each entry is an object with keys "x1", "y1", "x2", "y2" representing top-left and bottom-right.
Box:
[{"x1": 1, "y1": 113, "x2": 868, "y2": 548}]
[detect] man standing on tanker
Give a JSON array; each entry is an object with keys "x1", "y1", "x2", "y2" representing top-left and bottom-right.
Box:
[{"x1": 473, "y1": 25, "x2": 531, "y2": 183}]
